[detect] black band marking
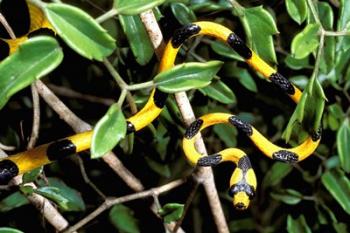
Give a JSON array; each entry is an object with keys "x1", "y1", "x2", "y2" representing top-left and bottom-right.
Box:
[
  {"x1": 126, "y1": 121, "x2": 135, "y2": 134},
  {"x1": 153, "y1": 89, "x2": 168, "y2": 108},
  {"x1": 228, "y1": 183, "x2": 255, "y2": 199},
  {"x1": 228, "y1": 116, "x2": 253, "y2": 136},
  {"x1": 237, "y1": 156, "x2": 252, "y2": 173},
  {"x1": 171, "y1": 24, "x2": 201, "y2": 48},
  {"x1": 272, "y1": 150, "x2": 298, "y2": 163},
  {"x1": 311, "y1": 128, "x2": 322, "y2": 141},
  {"x1": 28, "y1": 28, "x2": 55, "y2": 38},
  {"x1": 227, "y1": 33, "x2": 252, "y2": 59},
  {"x1": 184, "y1": 119, "x2": 203, "y2": 139},
  {"x1": 47, "y1": 139, "x2": 77, "y2": 161},
  {"x1": 0, "y1": 160, "x2": 19, "y2": 185},
  {"x1": 0, "y1": 39, "x2": 10, "y2": 61},
  {"x1": 270, "y1": 73, "x2": 295, "y2": 95},
  {"x1": 197, "y1": 154, "x2": 222, "y2": 166}
]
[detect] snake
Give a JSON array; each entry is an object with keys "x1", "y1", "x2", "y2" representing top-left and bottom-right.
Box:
[{"x1": 0, "y1": 0, "x2": 321, "y2": 210}]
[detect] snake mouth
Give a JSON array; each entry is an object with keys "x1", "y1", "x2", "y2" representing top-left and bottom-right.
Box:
[{"x1": 234, "y1": 202, "x2": 247, "y2": 210}]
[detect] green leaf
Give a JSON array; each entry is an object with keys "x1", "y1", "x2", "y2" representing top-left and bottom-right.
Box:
[
  {"x1": 171, "y1": 3, "x2": 197, "y2": 25},
  {"x1": 229, "y1": 218, "x2": 256, "y2": 232},
  {"x1": 337, "y1": 119, "x2": 350, "y2": 173},
  {"x1": 0, "y1": 192, "x2": 29, "y2": 213},
  {"x1": 154, "y1": 61, "x2": 223, "y2": 93},
  {"x1": 213, "y1": 123, "x2": 238, "y2": 148},
  {"x1": 46, "y1": 3, "x2": 116, "y2": 61},
  {"x1": 337, "y1": 0, "x2": 350, "y2": 51},
  {"x1": 285, "y1": 0, "x2": 307, "y2": 24},
  {"x1": 0, "y1": 36, "x2": 63, "y2": 110},
  {"x1": 144, "y1": 157, "x2": 171, "y2": 178},
  {"x1": 243, "y1": 6, "x2": 279, "y2": 64},
  {"x1": 284, "y1": 55, "x2": 310, "y2": 70},
  {"x1": 22, "y1": 167, "x2": 43, "y2": 183},
  {"x1": 37, "y1": 177, "x2": 85, "y2": 212},
  {"x1": 287, "y1": 215, "x2": 312, "y2": 233},
  {"x1": 119, "y1": 15, "x2": 154, "y2": 65},
  {"x1": 318, "y1": 2, "x2": 335, "y2": 74},
  {"x1": 262, "y1": 162, "x2": 293, "y2": 189},
  {"x1": 321, "y1": 169, "x2": 350, "y2": 215},
  {"x1": 230, "y1": 67, "x2": 257, "y2": 92},
  {"x1": 109, "y1": 204, "x2": 140, "y2": 233},
  {"x1": 91, "y1": 103, "x2": 127, "y2": 159},
  {"x1": 291, "y1": 24, "x2": 320, "y2": 59},
  {"x1": 199, "y1": 80, "x2": 236, "y2": 104},
  {"x1": 34, "y1": 187, "x2": 71, "y2": 209},
  {"x1": 210, "y1": 41, "x2": 243, "y2": 61},
  {"x1": 0, "y1": 227, "x2": 24, "y2": 233},
  {"x1": 270, "y1": 189, "x2": 303, "y2": 205},
  {"x1": 283, "y1": 77, "x2": 325, "y2": 142},
  {"x1": 114, "y1": 0, "x2": 165, "y2": 15},
  {"x1": 158, "y1": 203, "x2": 184, "y2": 223}
]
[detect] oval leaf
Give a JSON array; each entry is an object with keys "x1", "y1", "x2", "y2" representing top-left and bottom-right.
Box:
[
  {"x1": 270, "y1": 189, "x2": 303, "y2": 205},
  {"x1": 0, "y1": 192, "x2": 29, "y2": 213},
  {"x1": 171, "y1": 3, "x2": 197, "y2": 25},
  {"x1": 36, "y1": 177, "x2": 85, "y2": 212},
  {"x1": 337, "y1": 119, "x2": 350, "y2": 173},
  {"x1": 210, "y1": 41, "x2": 243, "y2": 61},
  {"x1": 291, "y1": 24, "x2": 320, "y2": 59},
  {"x1": 286, "y1": 0, "x2": 307, "y2": 24},
  {"x1": 287, "y1": 215, "x2": 312, "y2": 233},
  {"x1": 114, "y1": 0, "x2": 165, "y2": 15},
  {"x1": 0, "y1": 36, "x2": 63, "y2": 110},
  {"x1": 109, "y1": 204, "x2": 140, "y2": 233},
  {"x1": 243, "y1": 6, "x2": 279, "y2": 64},
  {"x1": 0, "y1": 228, "x2": 24, "y2": 233},
  {"x1": 200, "y1": 80, "x2": 236, "y2": 104},
  {"x1": 321, "y1": 169, "x2": 350, "y2": 214},
  {"x1": 262, "y1": 162, "x2": 293, "y2": 189},
  {"x1": 45, "y1": 3, "x2": 116, "y2": 61},
  {"x1": 92, "y1": 103, "x2": 127, "y2": 159},
  {"x1": 154, "y1": 61, "x2": 223, "y2": 93},
  {"x1": 158, "y1": 203, "x2": 184, "y2": 223},
  {"x1": 119, "y1": 15, "x2": 154, "y2": 65}
]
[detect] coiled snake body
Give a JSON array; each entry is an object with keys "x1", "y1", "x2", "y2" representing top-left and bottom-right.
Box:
[{"x1": 0, "y1": 0, "x2": 321, "y2": 210}]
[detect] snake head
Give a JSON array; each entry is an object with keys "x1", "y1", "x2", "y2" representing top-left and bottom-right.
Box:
[{"x1": 229, "y1": 183, "x2": 255, "y2": 211}]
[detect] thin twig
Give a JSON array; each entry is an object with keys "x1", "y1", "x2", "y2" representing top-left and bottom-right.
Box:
[
  {"x1": 75, "y1": 156, "x2": 107, "y2": 199},
  {"x1": 0, "y1": 13, "x2": 16, "y2": 39},
  {"x1": 63, "y1": 179, "x2": 186, "y2": 233},
  {"x1": 27, "y1": 84, "x2": 41, "y2": 149},
  {"x1": 173, "y1": 182, "x2": 200, "y2": 233},
  {"x1": 47, "y1": 84, "x2": 115, "y2": 106},
  {"x1": 0, "y1": 142, "x2": 16, "y2": 151},
  {"x1": 35, "y1": 80, "x2": 144, "y2": 191}
]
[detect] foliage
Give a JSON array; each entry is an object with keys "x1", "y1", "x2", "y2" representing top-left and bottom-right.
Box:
[{"x1": 0, "y1": 0, "x2": 349, "y2": 232}]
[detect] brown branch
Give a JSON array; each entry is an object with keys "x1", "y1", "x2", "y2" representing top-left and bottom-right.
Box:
[
  {"x1": 63, "y1": 179, "x2": 186, "y2": 233},
  {"x1": 140, "y1": 11, "x2": 229, "y2": 233}
]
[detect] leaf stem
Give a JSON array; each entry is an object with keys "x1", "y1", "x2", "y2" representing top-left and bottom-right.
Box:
[
  {"x1": 323, "y1": 30, "x2": 350, "y2": 37},
  {"x1": 117, "y1": 89, "x2": 127, "y2": 107},
  {"x1": 127, "y1": 81, "x2": 155, "y2": 91},
  {"x1": 306, "y1": 0, "x2": 321, "y2": 25},
  {"x1": 95, "y1": 8, "x2": 118, "y2": 23}
]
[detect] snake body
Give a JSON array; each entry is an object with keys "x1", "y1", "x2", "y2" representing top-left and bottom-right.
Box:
[{"x1": 0, "y1": 1, "x2": 321, "y2": 210}]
